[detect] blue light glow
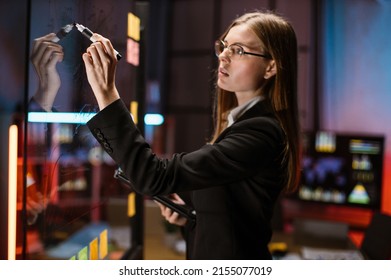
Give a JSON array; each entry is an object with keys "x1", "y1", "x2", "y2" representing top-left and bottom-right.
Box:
[
  {"x1": 28, "y1": 112, "x2": 96, "y2": 124},
  {"x1": 28, "y1": 112, "x2": 164, "y2": 126},
  {"x1": 144, "y1": 114, "x2": 164, "y2": 126}
]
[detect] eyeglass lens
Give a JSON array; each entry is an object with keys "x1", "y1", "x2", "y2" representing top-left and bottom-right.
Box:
[
  {"x1": 215, "y1": 41, "x2": 243, "y2": 58},
  {"x1": 215, "y1": 41, "x2": 224, "y2": 56}
]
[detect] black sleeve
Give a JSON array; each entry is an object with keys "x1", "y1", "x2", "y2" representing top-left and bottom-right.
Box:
[{"x1": 87, "y1": 99, "x2": 284, "y2": 196}]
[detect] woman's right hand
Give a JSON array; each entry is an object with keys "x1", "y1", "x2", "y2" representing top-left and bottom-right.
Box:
[
  {"x1": 156, "y1": 193, "x2": 188, "y2": 226},
  {"x1": 82, "y1": 34, "x2": 120, "y2": 110},
  {"x1": 30, "y1": 33, "x2": 64, "y2": 112}
]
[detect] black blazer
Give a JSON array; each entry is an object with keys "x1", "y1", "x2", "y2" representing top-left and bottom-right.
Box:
[{"x1": 87, "y1": 99, "x2": 286, "y2": 260}]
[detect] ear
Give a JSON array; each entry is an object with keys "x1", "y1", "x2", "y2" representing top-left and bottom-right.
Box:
[{"x1": 264, "y1": 60, "x2": 277, "y2": 79}]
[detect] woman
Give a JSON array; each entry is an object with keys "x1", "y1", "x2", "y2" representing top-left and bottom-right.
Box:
[{"x1": 83, "y1": 11, "x2": 301, "y2": 259}]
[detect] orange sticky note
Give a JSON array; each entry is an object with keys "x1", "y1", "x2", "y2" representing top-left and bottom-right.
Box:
[
  {"x1": 128, "y1": 192, "x2": 136, "y2": 217},
  {"x1": 89, "y1": 238, "x2": 99, "y2": 260},
  {"x1": 99, "y1": 229, "x2": 108, "y2": 259}
]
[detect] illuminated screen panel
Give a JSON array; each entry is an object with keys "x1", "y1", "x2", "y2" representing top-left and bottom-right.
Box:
[
  {"x1": 22, "y1": 0, "x2": 141, "y2": 260},
  {"x1": 297, "y1": 131, "x2": 384, "y2": 209},
  {"x1": 24, "y1": 122, "x2": 132, "y2": 260}
]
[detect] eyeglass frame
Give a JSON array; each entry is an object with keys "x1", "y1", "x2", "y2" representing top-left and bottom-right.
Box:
[{"x1": 215, "y1": 40, "x2": 272, "y2": 60}]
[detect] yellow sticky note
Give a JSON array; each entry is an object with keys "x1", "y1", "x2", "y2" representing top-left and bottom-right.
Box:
[
  {"x1": 77, "y1": 246, "x2": 88, "y2": 260},
  {"x1": 89, "y1": 238, "x2": 99, "y2": 260},
  {"x1": 128, "y1": 192, "x2": 136, "y2": 217},
  {"x1": 128, "y1": 13, "x2": 140, "y2": 41},
  {"x1": 99, "y1": 229, "x2": 108, "y2": 260},
  {"x1": 130, "y1": 101, "x2": 138, "y2": 124}
]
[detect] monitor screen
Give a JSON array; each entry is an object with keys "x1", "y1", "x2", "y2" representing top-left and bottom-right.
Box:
[{"x1": 296, "y1": 131, "x2": 384, "y2": 209}]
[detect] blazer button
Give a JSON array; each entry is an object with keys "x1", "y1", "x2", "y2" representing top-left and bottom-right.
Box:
[{"x1": 103, "y1": 142, "x2": 113, "y2": 154}]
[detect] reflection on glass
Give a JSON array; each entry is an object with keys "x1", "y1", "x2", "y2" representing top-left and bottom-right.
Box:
[{"x1": 22, "y1": 0, "x2": 137, "y2": 260}]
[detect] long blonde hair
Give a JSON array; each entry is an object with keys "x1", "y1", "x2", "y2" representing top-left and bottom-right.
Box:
[{"x1": 211, "y1": 11, "x2": 301, "y2": 193}]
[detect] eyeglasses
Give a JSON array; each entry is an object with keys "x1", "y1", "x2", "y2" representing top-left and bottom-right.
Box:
[{"x1": 214, "y1": 40, "x2": 272, "y2": 60}]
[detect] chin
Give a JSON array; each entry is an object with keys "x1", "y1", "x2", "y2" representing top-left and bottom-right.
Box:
[{"x1": 217, "y1": 80, "x2": 232, "y2": 92}]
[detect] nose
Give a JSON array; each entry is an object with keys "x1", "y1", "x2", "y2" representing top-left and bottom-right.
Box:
[{"x1": 218, "y1": 48, "x2": 230, "y2": 63}]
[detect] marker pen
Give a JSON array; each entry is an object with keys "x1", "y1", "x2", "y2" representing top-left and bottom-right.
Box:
[
  {"x1": 75, "y1": 23, "x2": 122, "y2": 60},
  {"x1": 51, "y1": 24, "x2": 74, "y2": 42}
]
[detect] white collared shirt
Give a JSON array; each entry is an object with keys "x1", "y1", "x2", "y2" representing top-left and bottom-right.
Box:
[{"x1": 227, "y1": 96, "x2": 264, "y2": 127}]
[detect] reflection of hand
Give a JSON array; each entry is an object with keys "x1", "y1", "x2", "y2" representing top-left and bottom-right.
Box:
[
  {"x1": 155, "y1": 194, "x2": 188, "y2": 227},
  {"x1": 26, "y1": 192, "x2": 47, "y2": 225},
  {"x1": 82, "y1": 34, "x2": 120, "y2": 110},
  {"x1": 30, "y1": 33, "x2": 64, "y2": 112}
]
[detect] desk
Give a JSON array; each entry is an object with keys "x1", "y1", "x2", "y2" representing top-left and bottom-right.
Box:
[{"x1": 270, "y1": 227, "x2": 364, "y2": 260}]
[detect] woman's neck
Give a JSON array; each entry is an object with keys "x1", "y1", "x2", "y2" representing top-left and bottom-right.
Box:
[{"x1": 235, "y1": 91, "x2": 262, "y2": 106}]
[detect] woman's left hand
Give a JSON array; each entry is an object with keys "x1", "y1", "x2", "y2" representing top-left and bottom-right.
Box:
[
  {"x1": 156, "y1": 194, "x2": 188, "y2": 227},
  {"x1": 82, "y1": 34, "x2": 120, "y2": 110}
]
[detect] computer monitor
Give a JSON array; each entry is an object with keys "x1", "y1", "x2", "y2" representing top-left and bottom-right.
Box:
[{"x1": 296, "y1": 131, "x2": 385, "y2": 210}]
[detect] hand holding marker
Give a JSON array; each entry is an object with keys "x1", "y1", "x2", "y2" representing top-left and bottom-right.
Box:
[
  {"x1": 75, "y1": 23, "x2": 122, "y2": 60},
  {"x1": 50, "y1": 22, "x2": 122, "y2": 60}
]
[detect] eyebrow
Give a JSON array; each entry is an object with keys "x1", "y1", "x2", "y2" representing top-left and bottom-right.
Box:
[{"x1": 223, "y1": 39, "x2": 261, "y2": 49}]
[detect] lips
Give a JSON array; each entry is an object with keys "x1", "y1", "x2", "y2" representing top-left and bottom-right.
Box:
[{"x1": 219, "y1": 67, "x2": 229, "y2": 76}]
